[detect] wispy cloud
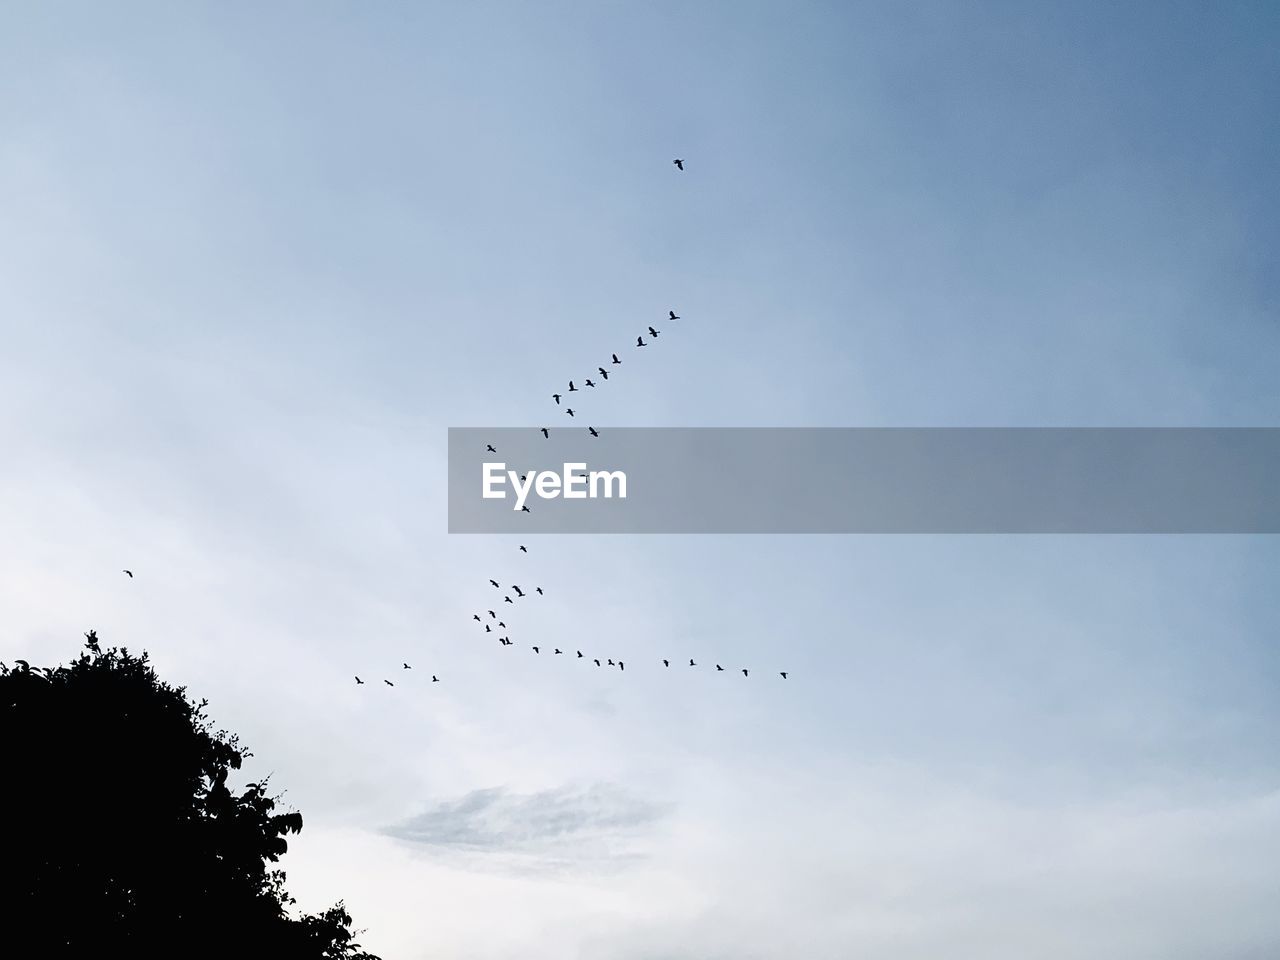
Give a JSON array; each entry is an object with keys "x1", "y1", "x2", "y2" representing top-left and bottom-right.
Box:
[{"x1": 382, "y1": 782, "x2": 674, "y2": 873}]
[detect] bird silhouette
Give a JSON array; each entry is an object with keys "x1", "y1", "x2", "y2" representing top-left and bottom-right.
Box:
[
  {"x1": 594, "y1": 658, "x2": 601, "y2": 666},
  {"x1": 521, "y1": 505, "x2": 530, "y2": 513},
  {"x1": 512, "y1": 585, "x2": 524, "y2": 597},
  {"x1": 384, "y1": 679, "x2": 395, "y2": 686},
  {"x1": 636, "y1": 336, "x2": 646, "y2": 347},
  {"x1": 504, "y1": 596, "x2": 514, "y2": 604},
  {"x1": 432, "y1": 675, "x2": 440, "y2": 682},
  {"x1": 501, "y1": 637, "x2": 512, "y2": 645},
  {"x1": 716, "y1": 665, "x2": 724, "y2": 671},
  {"x1": 486, "y1": 445, "x2": 496, "y2": 453},
  {"x1": 598, "y1": 367, "x2": 609, "y2": 379},
  {"x1": 612, "y1": 353, "x2": 621, "y2": 364},
  {"x1": 673, "y1": 158, "x2": 684, "y2": 170},
  {"x1": 780, "y1": 672, "x2": 788, "y2": 679},
  {"x1": 473, "y1": 614, "x2": 481, "y2": 622},
  {"x1": 554, "y1": 648, "x2": 563, "y2": 655},
  {"x1": 355, "y1": 676, "x2": 364, "y2": 684},
  {"x1": 569, "y1": 381, "x2": 577, "y2": 392},
  {"x1": 485, "y1": 625, "x2": 491, "y2": 633},
  {"x1": 498, "y1": 621, "x2": 506, "y2": 628},
  {"x1": 689, "y1": 659, "x2": 696, "y2": 666},
  {"x1": 742, "y1": 669, "x2": 749, "y2": 677},
  {"x1": 520, "y1": 545, "x2": 528, "y2": 553},
  {"x1": 122, "y1": 569, "x2": 133, "y2": 578},
  {"x1": 489, "y1": 580, "x2": 500, "y2": 588},
  {"x1": 648, "y1": 326, "x2": 659, "y2": 338},
  {"x1": 565, "y1": 408, "x2": 575, "y2": 417},
  {"x1": 663, "y1": 659, "x2": 670, "y2": 667},
  {"x1": 607, "y1": 659, "x2": 615, "y2": 666},
  {"x1": 588, "y1": 427, "x2": 599, "y2": 437},
  {"x1": 403, "y1": 663, "x2": 412, "y2": 670},
  {"x1": 489, "y1": 610, "x2": 496, "y2": 618},
  {"x1": 577, "y1": 650, "x2": 584, "y2": 658},
  {"x1": 532, "y1": 646, "x2": 540, "y2": 654},
  {"x1": 619, "y1": 661, "x2": 625, "y2": 671},
  {"x1": 541, "y1": 427, "x2": 549, "y2": 438},
  {"x1": 535, "y1": 587, "x2": 543, "y2": 595},
  {"x1": 585, "y1": 379, "x2": 596, "y2": 388},
  {"x1": 669, "y1": 310, "x2": 679, "y2": 321},
  {"x1": 553, "y1": 393, "x2": 561, "y2": 404}
]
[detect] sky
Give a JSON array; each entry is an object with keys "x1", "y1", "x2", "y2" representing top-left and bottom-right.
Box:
[{"x1": 2, "y1": 2, "x2": 1279, "y2": 957}]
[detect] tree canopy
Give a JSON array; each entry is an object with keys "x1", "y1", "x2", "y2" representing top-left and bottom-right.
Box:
[{"x1": 0, "y1": 630, "x2": 381, "y2": 959}]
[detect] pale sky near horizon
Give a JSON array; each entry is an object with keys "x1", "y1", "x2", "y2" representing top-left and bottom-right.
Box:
[{"x1": 2, "y1": 3, "x2": 1279, "y2": 957}]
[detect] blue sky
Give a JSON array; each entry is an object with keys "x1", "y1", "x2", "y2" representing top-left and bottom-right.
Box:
[{"x1": 2, "y1": 3, "x2": 1279, "y2": 957}]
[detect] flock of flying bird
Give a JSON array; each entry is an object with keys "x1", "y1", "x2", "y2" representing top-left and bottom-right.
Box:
[
  {"x1": 354, "y1": 157, "x2": 788, "y2": 689},
  {"x1": 97, "y1": 163, "x2": 788, "y2": 701}
]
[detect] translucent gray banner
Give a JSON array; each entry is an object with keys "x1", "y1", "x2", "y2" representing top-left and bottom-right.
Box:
[{"x1": 447, "y1": 428, "x2": 1280, "y2": 533}]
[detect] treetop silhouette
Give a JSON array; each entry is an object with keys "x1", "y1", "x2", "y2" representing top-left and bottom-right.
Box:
[{"x1": 0, "y1": 630, "x2": 381, "y2": 959}]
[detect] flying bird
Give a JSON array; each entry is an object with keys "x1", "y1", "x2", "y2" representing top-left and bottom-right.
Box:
[
  {"x1": 669, "y1": 310, "x2": 679, "y2": 321},
  {"x1": 532, "y1": 646, "x2": 540, "y2": 654},
  {"x1": 489, "y1": 580, "x2": 500, "y2": 588},
  {"x1": 489, "y1": 610, "x2": 496, "y2": 618},
  {"x1": 607, "y1": 659, "x2": 615, "y2": 666},
  {"x1": 636, "y1": 336, "x2": 646, "y2": 347},
  {"x1": 612, "y1": 353, "x2": 621, "y2": 364},
  {"x1": 742, "y1": 669, "x2": 749, "y2": 677},
  {"x1": 519, "y1": 545, "x2": 528, "y2": 553},
  {"x1": 384, "y1": 679, "x2": 395, "y2": 686},
  {"x1": 554, "y1": 649, "x2": 563, "y2": 655},
  {"x1": 498, "y1": 621, "x2": 506, "y2": 628},
  {"x1": 541, "y1": 427, "x2": 549, "y2": 438},
  {"x1": 780, "y1": 672, "x2": 788, "y2": 679},
  {"x1": 577, "y1": 650, "x2": 584, "y2": 658},
  {"x1": 716, "y1": 665, "x2": 724, "y2": 671},
  {"x1": 689, "y1": 659, "x2": 696, "y2": 666},
  {"x1": 122, "y1": 569, "x2": 133, "y2": 578},
  {"x1": 619, "y1": 661, "x2": 625, "y2": 671},
  {"x1": 355, "y1": 676, "x2": 364, "y2": 684},
  {"x1": 521, "y1": 505, "x2": 530, "y2": 513},
  {"x1": 432, "y1": 675, "x2": 440, "y2": 682},
  {"x1": 512, "y1": 585, "x2": 524, "y2": 596},
  {"x1": 403, "y1": 663, "x2": 412, "y2": 670},
  {"x1": 588, "y1": 427, "x2": 599, "y2": 437},
  {"x1": 535, "y1": 586, "x2": 543, "y2": 595},
  {"x1": 486, "y1": 445, "x2": 496, "y2": 453},
  {"x1": 585, "y1": 379, "x2": 596, "y2": 388},
  {"x1": 594, "y1": 659, "x2": 601, "y2": 666},
  {"x1": 565, "y1": 408, "x2": 575, "y2": 417},
  {"x1": 598, "y1": 367, "x2": 609, "y2": 379},
  {"x1": 553, "y1": 393, "x2": 561, "y2": 404},
  {"x1": 648, "y1": 326, "x2": 659, "y2": 338},
  {"x1": 663, "y1": 659, "x2": 669, "y2": 667},
  {"x1": 569, "y1": 381, "x2": 578, "y2": 392},
  {"x1": 485, "y1": 625, "x2": 491, "y2": 633},
  {"x1": 504, "y1": 596, "x2": 514, "y2": 604},
  {"x1": 473, "y1": 614, "x2": 481, "y2": 622},
  {"x1": 673, "y1": 158, "x2": 684, "y2": 170}
]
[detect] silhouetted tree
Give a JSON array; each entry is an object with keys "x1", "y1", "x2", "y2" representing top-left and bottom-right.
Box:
[{"x1": 0, "y1": 631, "x2": 381, "y2": 959}]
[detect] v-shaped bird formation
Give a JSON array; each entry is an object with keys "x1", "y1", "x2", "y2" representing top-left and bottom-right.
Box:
[{"x1": 351, "y1": 156, "x2": 789, "y2": 690}]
